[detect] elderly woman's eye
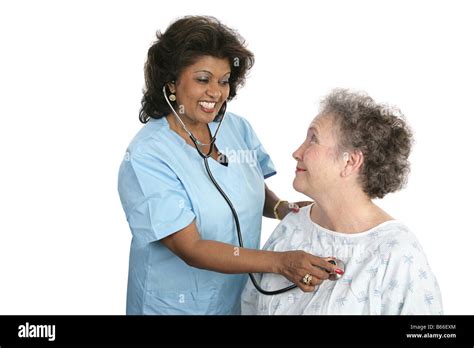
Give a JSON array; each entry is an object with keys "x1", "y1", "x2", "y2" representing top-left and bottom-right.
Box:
[{"x1": 310, "y1": 135, "x2": 318, "y2": 143}]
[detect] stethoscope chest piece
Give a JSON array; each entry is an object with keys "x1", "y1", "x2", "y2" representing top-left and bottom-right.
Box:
[{"x1": 327, "y1": 258, "x2": 345, "y2": 281}]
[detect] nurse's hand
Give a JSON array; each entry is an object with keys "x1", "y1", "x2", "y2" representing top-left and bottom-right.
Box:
[
  {"x1": 276, "y1": 251, "x2": 340, "y2": 292},
  {"x1": 277, "y1": 201, "x2": 313, "y2": 220}
]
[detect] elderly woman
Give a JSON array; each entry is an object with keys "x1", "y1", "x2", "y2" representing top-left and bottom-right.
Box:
[
  {"x1": 241, "y1": 89, "x2": 443, "y2": 315},
  {"x1": 117, "y1": 16, "x2": 337, "y2": 315}
]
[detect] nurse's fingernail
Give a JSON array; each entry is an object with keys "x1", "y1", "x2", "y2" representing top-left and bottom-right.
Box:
[{"x1": 335, "y1": 268, "x2": 344, "y2": 275}]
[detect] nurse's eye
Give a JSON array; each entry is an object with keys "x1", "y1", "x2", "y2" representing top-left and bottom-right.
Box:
[
  {"x1": 219, "y1": 80, "x2": 230, "y2": 86},
  {"x1": 196, "y1": 77, "x2": 209, "y2": 83}
]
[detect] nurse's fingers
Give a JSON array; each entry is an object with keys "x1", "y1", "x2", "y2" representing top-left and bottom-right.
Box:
[
  {"x1": 297, "y1": 269, "x2": 325, "y2": 292},
  {"x1": 293, "y1": 200, "x2": 313, "y2": 209},
  {"x1": 310, "y1": 255, "x2": 342, "y2": 274},
  {"x1": 296, "y1": 281, "x2": 319, "y2": 293},
  {"x1": 305, "y1": 267, "x2": 329, "y2": 283}
]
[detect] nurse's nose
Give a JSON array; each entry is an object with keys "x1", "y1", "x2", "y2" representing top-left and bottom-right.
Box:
[{"x1": 206, "y1": 83, "x2": 221, "y2": 100}]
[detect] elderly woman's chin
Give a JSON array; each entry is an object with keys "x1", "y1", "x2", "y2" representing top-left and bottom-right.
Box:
[{"x1": 292, "y1": 175, "x2": 307, "y2": 195}]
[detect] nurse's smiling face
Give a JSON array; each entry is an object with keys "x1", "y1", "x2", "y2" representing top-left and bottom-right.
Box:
[{"x1": 168, "y1": 55, "x2": 231, "y2": 127}]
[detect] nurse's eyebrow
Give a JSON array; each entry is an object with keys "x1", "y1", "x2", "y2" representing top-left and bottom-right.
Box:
[{"x1": 194, "y1": 70, "x2": 231, "y2": 76}]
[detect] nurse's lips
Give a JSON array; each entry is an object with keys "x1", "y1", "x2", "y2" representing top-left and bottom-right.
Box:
[{"x1": 198, "y1": 100, "x2": 217, "y2": 113}]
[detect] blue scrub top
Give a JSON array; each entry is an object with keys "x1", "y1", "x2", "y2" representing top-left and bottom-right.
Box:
[{"x1": 118, "y1": 112, "x2": 276, "y2": 314}]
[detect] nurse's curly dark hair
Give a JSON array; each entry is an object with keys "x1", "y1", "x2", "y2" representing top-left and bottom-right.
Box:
[
  {"x1": 321, "y1": 89, "x2": 414, "y2": 199},
  {"x1": 139, "y1": 16, "x2": 254, "y2": 123}
]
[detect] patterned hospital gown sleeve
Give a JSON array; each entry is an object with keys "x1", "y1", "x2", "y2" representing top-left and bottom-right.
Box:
[{"x1": 379, "y1": 235, "x2": 443, "y2": 315}]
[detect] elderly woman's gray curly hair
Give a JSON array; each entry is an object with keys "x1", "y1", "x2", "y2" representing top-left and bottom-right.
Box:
[{"x1": 320, "y1": 89, "x2": 414, "y2": 199}]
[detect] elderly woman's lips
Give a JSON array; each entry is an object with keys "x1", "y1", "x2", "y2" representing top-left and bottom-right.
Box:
[{"x1": 296, "y1": 168, "x2": 307, "y2": 173}]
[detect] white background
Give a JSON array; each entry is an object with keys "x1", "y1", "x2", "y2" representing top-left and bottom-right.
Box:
[{"x1": 1, "y1": 0, "x2": 473, "y2": 314}]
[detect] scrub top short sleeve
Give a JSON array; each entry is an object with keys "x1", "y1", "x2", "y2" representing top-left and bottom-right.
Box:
[{"x1": 121, "y1": 147, "x2": 196, "y2": 245}]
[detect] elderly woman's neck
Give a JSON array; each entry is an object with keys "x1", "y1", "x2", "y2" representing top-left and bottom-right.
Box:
[{"x1": 309, "y1": 190, "x2": 393, "y2": 234}]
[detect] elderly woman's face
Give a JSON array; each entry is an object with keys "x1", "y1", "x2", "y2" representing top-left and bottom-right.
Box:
[
  {"x1": 292, "y1": 114, "x2": 344, "y2": 196},
  {"x1": 170, "y1": 55, "x2": 231, "y2": 125}
]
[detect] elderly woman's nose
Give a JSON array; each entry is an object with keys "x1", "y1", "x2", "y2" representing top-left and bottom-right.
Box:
[{"x1": 293, "y1": 143, "x2": 304, "y2": 161}]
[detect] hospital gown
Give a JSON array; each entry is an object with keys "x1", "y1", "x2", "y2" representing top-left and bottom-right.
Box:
[{"x1": 241, "y1": 205, "x2": 443, "y2": 315}]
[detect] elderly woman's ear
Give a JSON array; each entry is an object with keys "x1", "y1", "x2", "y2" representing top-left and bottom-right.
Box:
[{"x1": 341, "y1": 150, "x2": 364, "y2": 177}]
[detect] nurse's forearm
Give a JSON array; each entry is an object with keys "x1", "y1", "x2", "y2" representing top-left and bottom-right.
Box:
[
  {"x1": 162, "y1": 222, "x2": 281, "y2": 274},
  {"x1": 263, "y1": 184, "x2": 281, "y2": 219},
  {"x1": 187, "y1": 240, "x2": 280, "y2": 274},
  {"x1": 162, "y1": 224, "x2": 336, "y2": 290}
]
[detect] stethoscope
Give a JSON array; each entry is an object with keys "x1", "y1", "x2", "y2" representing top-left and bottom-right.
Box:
[{"x1": 163, "y1": 85, "x2": 344, "y2": 295}]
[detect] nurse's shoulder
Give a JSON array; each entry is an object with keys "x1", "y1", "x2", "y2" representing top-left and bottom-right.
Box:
[
  {"x1": 223, "y1": 111, "x2": 258, "y2": 136},
  {"x1": 125, "y1": 117, "x2": 171, "y2": 157}
]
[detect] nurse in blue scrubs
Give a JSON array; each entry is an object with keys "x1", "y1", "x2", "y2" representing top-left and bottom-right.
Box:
[{"x1": 118, "y1": 16, "x2": 336, "y2": 314}]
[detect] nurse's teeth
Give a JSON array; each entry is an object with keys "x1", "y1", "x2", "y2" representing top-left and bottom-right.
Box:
[{"x1": 199, "y1": 102, "x2": 216, "y2": 109}]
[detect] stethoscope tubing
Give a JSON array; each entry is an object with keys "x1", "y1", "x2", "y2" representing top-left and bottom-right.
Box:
[{"x1": 163, "y1": 85, "x2": 297, "y2": 294}]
